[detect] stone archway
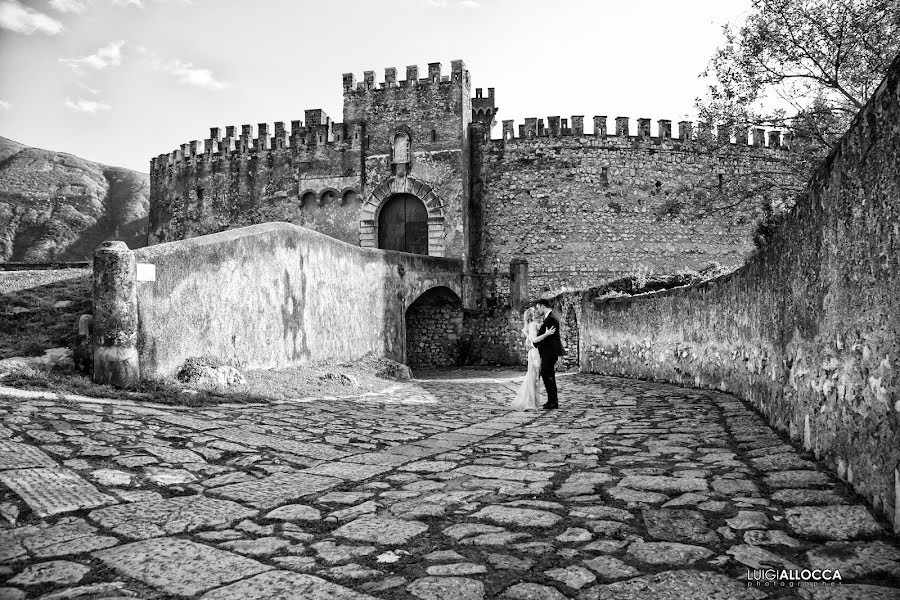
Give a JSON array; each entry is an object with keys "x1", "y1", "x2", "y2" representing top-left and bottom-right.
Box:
[
  {"x1": 405, "y1": 286, "x2": 463, "y2": 370},
  {"x1": 561, "y1": 305, "x2": 580, "y2": 371},
  {"x1": 359, "y1": 176, "x2": 445, "y2": 257}
]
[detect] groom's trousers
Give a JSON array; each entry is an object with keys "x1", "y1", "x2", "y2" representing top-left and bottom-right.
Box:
[{"x1": 539, "y1": 354, "x2": 558, "y2": 406}]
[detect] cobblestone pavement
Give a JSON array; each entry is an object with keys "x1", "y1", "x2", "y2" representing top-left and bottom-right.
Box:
[{"x1": 1, "y1": 371, "x2": 899, "y2": 600}]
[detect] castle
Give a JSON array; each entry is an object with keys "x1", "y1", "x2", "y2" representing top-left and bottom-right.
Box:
[{"x1": 148, "y1": 59, "x2": 792, "y2": 368}]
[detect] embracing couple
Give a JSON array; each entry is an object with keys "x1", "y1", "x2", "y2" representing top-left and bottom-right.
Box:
[{"x1": 511, "y1": 298, "x2": 564, "y2": 411}]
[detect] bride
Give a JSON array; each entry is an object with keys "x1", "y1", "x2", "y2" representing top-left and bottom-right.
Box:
[{"x1": 511, "y1": 307, "x2": 556, "y2": 411}]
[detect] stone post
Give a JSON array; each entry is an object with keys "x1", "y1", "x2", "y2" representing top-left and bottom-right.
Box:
[
  {"x1": 509, "y1": 258, "x2": 529, "y2": 312},
  {"x1": 92, "y1": 241, "x2": 139, "y2": 388}
]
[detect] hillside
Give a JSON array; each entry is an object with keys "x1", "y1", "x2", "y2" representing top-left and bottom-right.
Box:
[{"x1": 0, "y1": 136, "x2": 149, "y2": 262}]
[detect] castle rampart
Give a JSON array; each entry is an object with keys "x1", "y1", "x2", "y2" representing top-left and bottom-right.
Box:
[{"x1": 500, "y1": 115, "x2": 788, "y2": 147}]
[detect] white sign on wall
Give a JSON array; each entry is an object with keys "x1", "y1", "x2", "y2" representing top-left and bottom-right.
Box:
[{"x1": 136, "y1": 263, "x2": 156, "y2": 282}]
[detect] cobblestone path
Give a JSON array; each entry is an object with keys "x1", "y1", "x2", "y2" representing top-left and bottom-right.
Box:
[{"x1": 1, "y1": 371, "x2": 898, "y2": 600}]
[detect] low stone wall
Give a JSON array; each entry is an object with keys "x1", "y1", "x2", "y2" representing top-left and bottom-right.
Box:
[
  {"x1": 121, "y1": 222, "x2": 462, "y2": 379},
  {"x1": 581, "y1": 56, "x2": 900, "y2": 529}
]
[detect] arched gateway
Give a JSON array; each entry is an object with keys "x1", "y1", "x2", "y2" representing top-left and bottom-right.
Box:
[
  {"x1": 359, "y1": 176, "x2": 445, "y2": 257},
  {"x1": 378, "y1": 194, "x2": 428, "y2": 255}
]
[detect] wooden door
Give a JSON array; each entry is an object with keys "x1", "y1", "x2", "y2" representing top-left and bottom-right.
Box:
[{"x1": 378, "y1": 194, "x2": 429, "y2": 255}]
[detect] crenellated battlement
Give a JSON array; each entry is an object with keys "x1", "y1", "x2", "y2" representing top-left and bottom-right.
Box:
[
  {"x1": 342, "y1": 59, "x2": 469, "y2": 94},
  {"x1": 499, "y1": 115, "x2": 791, "y2": 149},
  {"x1": 150, "y1": 111, "x2": 366, "y2": 171}
]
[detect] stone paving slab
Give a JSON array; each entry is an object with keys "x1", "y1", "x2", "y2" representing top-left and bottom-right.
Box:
[
  {"x1": 206, "y1": 428, "x2": 351, "y2": 460},
  {"x1": 301, "y1": 461, "x2": 392, "y2": 481},
  {"x1": 1, "y1": 371, "x2": 899, "y2": 600},
  {"x1": 0, "y1": 440, "x2": 58, "y2": 470},
  {"x1": 0, "y1": 467, "x2": 116, "y2": 516},
  {"x1": 88, "y1": 495, "x2": 257, "y2": 539},
  {"x1": 0, "y1": 517, "x2": 119, "y2": 562},
  {"x1": 200, "y1": 570, "x2": 377, "y2": 600},
  {"x1": 94, "y1": 538, "x2": 272, "y2": 596},
  {"x1": 208, "y1": 472, "x2": 341, "y2": 508}
]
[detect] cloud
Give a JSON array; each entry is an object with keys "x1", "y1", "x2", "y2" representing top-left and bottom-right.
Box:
[
  {"x1": 427, "y1": 0, "x2": 480, "y2": 7},
  {"x1": 64, "y1": 97, "x2": 112, "y2": 113},
  {"x1": 0, "y1": 0, "x2": 64, "y2": 35},
  {"x1": 160, "y1": 59, "x2": 226, "y2": 90},
  {"x1": 141, "y1": 48, "x2": 226, "y2": 90},
  {"x1": 49, "y1": 0, "x2": 89, "y2": 13},
  {"x1": 0, "y1": 100, "x2": 10, "y2": 110},
  {"x1": 61, "y1": 40, "x2": 125, "y2": 73},
  {"x1": 111, "y1": 0, "x2": 193, "y2": 7},
  {"x1": 76, "y1": 80, "x2": 101, "y2": 95}
]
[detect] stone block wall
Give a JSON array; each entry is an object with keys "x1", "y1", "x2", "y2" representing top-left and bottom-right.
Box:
[
  {"x1": 473, "y1": 131, "x2": 794, "y2": 296},
  {"x1": 406, "y1": 291, "x2": 463, "y2": 370},
  {"x1": 579, "y1": 56, "x2": 900, "y2": 529},
  {"x1": 148, "y1": 120, "x2": 364, "y2": 247}
]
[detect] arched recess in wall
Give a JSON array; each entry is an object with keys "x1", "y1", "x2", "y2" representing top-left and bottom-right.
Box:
[
  {"x1": 405, "y1": 286, "x2": 463, "y2": 369},
  {"x1": 318, "y1": 187, "x2": 339, "y2": 207},
  {"x1": 299, "y1": 190, "x2": 317, "y2": 207},
  {"x1": 359, "y1": 176, "x2": 445, "y2": 257},
  {"x1": 340, "y1": 188, "x2": 359, "y2": 205}
]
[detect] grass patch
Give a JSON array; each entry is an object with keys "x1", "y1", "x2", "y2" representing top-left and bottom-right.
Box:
[
  {"x1": 0, "y1": 370, "x2": 268, "y2": 407},
  {"x1": 0, "y1": 268, "x2": 91, "y2": 358}
]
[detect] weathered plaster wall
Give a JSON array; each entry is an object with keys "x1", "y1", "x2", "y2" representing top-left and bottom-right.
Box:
[
  {"x1": 132, "y1": 222, "x2": 463, "y2": 379},
  {"x1": 580, "y1": 57, "x2": 900, "y2": 528}
]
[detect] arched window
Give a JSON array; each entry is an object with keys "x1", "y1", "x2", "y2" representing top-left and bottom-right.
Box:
[{"x1": 392, "y1": 132, "x2": 409, "y2": 164}]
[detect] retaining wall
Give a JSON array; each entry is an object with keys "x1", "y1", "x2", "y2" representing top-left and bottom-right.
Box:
[{"x1": 581, "y1": 56, "x2": 900, "y2": 529}]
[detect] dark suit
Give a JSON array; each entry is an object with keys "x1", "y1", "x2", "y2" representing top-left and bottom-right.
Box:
[{"x1": 534, "y1": 311, "x2": 564, "y2": 407}]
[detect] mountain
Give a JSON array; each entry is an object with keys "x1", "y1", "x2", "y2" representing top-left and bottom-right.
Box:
[{"x1": 0, "y1": 136, "x2": 149, "y2": 262}]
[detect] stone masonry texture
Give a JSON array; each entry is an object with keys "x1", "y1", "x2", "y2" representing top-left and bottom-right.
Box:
[
  {"x1": 580, "y1": 53, "x2": 900, "y2": 531},
  {"x1": 148, "y1": 59, "x2": 791, "y2": 300},
  {"x1": 1, "y1": 372, "x2": 899, "y2": 599}
]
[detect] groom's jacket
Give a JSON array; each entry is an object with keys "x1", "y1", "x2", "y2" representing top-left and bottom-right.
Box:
[{"x1": 536, "y1": 313, "x2": 564, "y2": 358}]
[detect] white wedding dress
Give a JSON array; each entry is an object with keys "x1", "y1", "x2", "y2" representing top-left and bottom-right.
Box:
[{"x1": 511, "y1": 322, "x2": 541, "y2": 410}]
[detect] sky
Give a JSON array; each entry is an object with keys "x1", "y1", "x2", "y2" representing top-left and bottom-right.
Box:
[{"x1": 0, "y1": 0, "x2": 754, "y2": 173}]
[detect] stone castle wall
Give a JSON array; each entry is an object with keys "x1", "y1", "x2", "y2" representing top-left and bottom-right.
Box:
[
  {"x1": 578, "y1": 55, "x2": 900, "y2": 529},
  {"x1": 147, "y1": 59, "x2": 796, "y2": 369},
  {"x1": 149, "y1": 61, "x2": 472, "y2": 263},
  {"x1": 472, "y1": 123, "x2": 793, "y2": 296}
]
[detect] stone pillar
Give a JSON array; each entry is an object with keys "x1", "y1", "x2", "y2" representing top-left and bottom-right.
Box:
[
  {"x1": 509, "y1": 258, "x2": 529, "y2": 311},
  {"x1": 92, "y1": 241, "x2": 139, "y2": 388}
]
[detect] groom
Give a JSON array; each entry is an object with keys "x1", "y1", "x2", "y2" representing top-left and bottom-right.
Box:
[{"x1": 534, "y1": 299, "x2": 564, "y2": 409}]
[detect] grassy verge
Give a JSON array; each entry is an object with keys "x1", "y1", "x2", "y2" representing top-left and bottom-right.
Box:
[
  {"x1": 0, "y1": 354, "x2": 407, "y2": 407},
  {"x1": 0, "y1": 268, "x2": 91, "y2": 358}
]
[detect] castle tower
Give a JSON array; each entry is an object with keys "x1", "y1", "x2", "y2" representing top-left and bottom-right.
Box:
[{"x1": 345, "y1": 59, "x2": 483, "y2": 268}]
